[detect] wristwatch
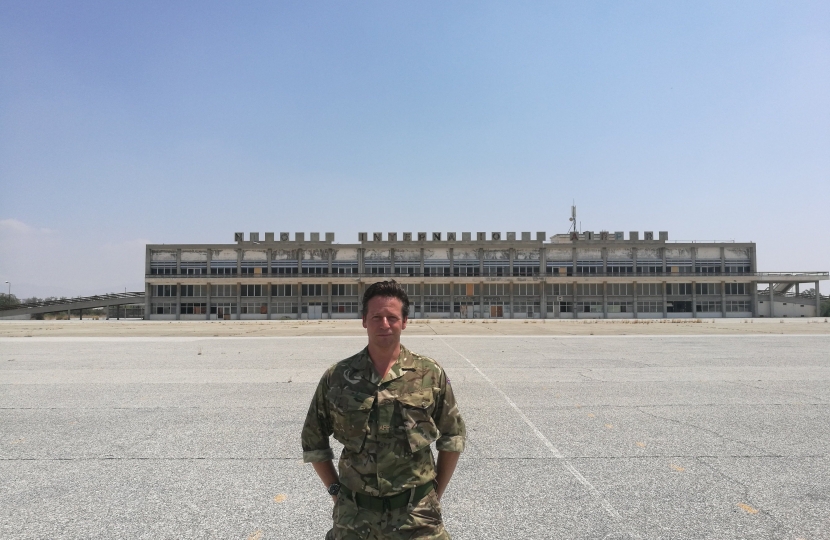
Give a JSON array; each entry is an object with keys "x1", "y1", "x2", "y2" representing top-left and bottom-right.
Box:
[{"x1": 327, "y1": 483, "x2": 341, "y2": 497}]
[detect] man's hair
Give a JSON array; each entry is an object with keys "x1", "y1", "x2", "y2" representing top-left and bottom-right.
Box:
[{"x1": 361, "y1": 280, "x2": 410, "y2": 319}]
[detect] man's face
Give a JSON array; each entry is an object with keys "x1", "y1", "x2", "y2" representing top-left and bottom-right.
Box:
[{"x1": 362, "y1": 296, "x2": 407, "y2": 349}]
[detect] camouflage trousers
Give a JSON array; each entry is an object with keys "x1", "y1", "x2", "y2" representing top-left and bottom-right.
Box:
[{"x1": 325, "y1": 490, "x2": 450, "y2": 540}]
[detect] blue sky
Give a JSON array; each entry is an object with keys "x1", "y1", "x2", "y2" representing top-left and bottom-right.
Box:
[{"x1": 1, "y1": 1, "x2": 828, "y2": 297}]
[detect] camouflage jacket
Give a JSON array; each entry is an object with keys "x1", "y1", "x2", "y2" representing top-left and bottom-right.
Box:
[{"x1": 301, "y1": 345, "x2": 465, "y2": 497}]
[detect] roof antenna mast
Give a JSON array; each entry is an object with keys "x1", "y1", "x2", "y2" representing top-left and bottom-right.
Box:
[{"x1": 568, "y1": 202, "x2": 577, "y2": 234}]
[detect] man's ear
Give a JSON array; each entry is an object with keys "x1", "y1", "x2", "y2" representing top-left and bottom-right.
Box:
[
  {"x1": 362, "y1": 315, "x2": 368, "y2": 329},
  {"x1": 401, "y1": 317, "x2": 407, "y2": 330}
]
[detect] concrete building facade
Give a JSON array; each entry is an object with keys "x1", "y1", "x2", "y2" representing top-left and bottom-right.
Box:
[{"x1": 144, "y1": 231, "x2": 827, "y2": 320}]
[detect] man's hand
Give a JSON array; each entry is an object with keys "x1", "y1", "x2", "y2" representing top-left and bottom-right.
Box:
[
  {"x1": 311, "y1": 460, "x2": 340, "y2": 500},
  {"x1": 435, "y1": 451, "x2": 460, "y2": 501}
]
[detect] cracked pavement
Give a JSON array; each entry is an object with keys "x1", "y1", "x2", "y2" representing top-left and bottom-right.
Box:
[{"x1": 1, "y1": 334, "x2": 828, "y2": 539}]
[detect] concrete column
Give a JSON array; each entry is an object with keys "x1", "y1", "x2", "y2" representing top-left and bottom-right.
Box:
[
  {"x1": 540, "y1": 281, "x2": 547, "y2": 320},
  {"x1": 478, "y1": 249, "x2": 484, "y2": 277},
  {"x1": 602, "y1": 282, "x2": 608, "y2": 319},
  {"x1": 206, "y1": 249, "x2": 212, "y2": 275},
  {"x1": 206, "y1": 282, "x2": 211, "y2": 321},
  {"x1": 328, "y1": 249, "x2": 333, "y2": 276},
  {"x1": 298, "y1": 249, "x2": 303, "y2": 275},
  {"x1": 176, "y1": 249, "x2": 182, "y2": 275},
  {"x1": 478, "y1": 281, "x2": 484, "y2": 319},
  {"x1": 236, "y1": 282, "x2": 241, "y2": 320},
  {"x1": 540, "y1": 247, "x2": 546, "y2": 277},
  {"x1": 420, "y1": 248, "x2": 425, "y2": 278},
  {"x1": 509, "y1": 282, "x2": 514, "y2": 319},
  {"x1": 721, "y1": 281, "x2": 726, "y2": 318},
  {"x1": 751, "y1": 283, "x2": 758, "y2": 317},
  {"x1": 449, "y1": 281, "x2": 454, "y2": 319},
  {"x1": 769, "y1": 282, "x2": 774, "y2": 317},
  {"x1": 816, "y1": 281, "x2": 822, "y2": 317},
  {"x1": 720, "y1": 247, "x2": 725, "y2": 275},
  {"x1": 327, "y1": 282, "x2": 332, "y2": 319},
  {"x1": 449, "y1": 248, "x2": 454, "y2": 277},
  {"x1": 176, "y1": 282, "x2": 181, "y2": 320},
  {"x1": 390, "y1": 248, "x2": 395, "y2": 275},
  {"x1": 267, "y1": 249, "x2": 272, "y2": 275},
  {"x1": 572, "y1": 247, "x2": 577, "y2": 277},
  {"x1": 297, "y1": 282, "x2": 303, "y2": 320},
  {"x1": 691, "y1": 281, "x2": 697, "y2": 318},
  {"x1": 633, "y1": 281, "x2": 638, "y2": 319},
  {"x1": 691, "y1": 246, "x2": 697, "y2": 276},
  {"x1": 509, "y1": 248, "x2": 514, "y2": 277},
  {"x1": 267, "y1": 282, "x2": 272, "y2": 320},
  {"x1": 632, "y1": 247, "x2": 638, "y2": 276},
  {"x1": 661, "y1": 247, "x2": 666, "y2": 275},
  {"x1": 145, "y1": 282, "x2": 151, "y2": 320},
  {"x1": 602, "y1": 248, "x2": 607, "y2": 276},
  {"x1": 572, "y1": 281, "x2": 578, "y2": 318},
  {"x1": 420, "y1": 281, "x2": 425, "y2": 319},
  {"x1": 553, "y1": 284, "x2": 559, "y2": 319},
  {"x1": 662, "y1": 281, "x2": 667, "y2": 318},
  {"x1": 236, "y1": 249, "x2": 242, "y2": 276},
  {"x1": 359, "y1": 248, "x2": 365, "y2": 275}
]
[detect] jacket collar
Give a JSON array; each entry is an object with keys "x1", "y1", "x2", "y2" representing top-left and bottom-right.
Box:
[{"x1": 351, "y1": 344, "x2": 415, "y2": 385}]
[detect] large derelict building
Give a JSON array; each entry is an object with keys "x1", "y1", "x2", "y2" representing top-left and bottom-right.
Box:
[{"x1": 144, "y1": 231, "x2": 826, "y2": 320}]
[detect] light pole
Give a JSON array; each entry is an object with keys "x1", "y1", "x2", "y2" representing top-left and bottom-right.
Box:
[{"x1": 4, "y1": 281, "x2": 8, "y2": 298}]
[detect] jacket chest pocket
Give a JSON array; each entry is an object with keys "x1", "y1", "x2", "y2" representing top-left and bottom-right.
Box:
[
  {"x1": 328, "y1": 388, "x2": 375, "y2": 452},
  {"x1": 397, "y1": 389, "x2": 439, "y2": 454}
]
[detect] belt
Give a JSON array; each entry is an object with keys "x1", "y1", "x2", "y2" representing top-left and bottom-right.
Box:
[{"x1": 339, "y1": 482, "x2": 434, "y2": 512}]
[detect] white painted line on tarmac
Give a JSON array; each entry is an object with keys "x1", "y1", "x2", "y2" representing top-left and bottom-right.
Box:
[{"x1": 437, "y1": 337, "x2": 628, "y2": 525}]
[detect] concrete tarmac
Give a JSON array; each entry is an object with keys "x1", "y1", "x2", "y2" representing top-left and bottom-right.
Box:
[
  {"x1": 1, "y1": 317, "x2": 828, "y2": 337},
  {"x1": 1, "y1": 327, "x2": 828, "y2": 539}
]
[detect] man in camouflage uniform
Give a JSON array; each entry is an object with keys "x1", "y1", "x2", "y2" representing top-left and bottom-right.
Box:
[{"x1": 302, "y1": 280, "x2": 466, "y2": 539}]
